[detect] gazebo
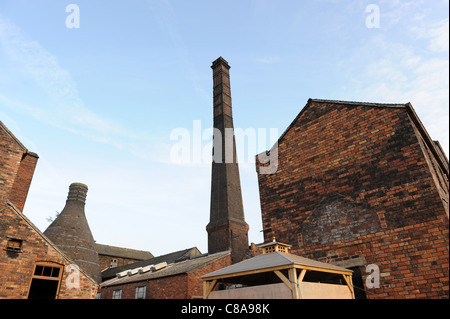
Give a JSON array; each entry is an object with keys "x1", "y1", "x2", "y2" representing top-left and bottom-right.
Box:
[{"x1": 202, "y1": 240, "x2": 354, "y2": 299}]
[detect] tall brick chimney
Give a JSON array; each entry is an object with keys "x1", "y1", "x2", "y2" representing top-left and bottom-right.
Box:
[
  {"x1": 44, "y1": 183, "x2": 101, "y2": 283},
  {"x1": 206, "y1": 57, "x2": 249, "y2": 264}
]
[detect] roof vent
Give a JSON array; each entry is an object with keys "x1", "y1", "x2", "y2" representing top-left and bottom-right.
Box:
[
  {"x1": 115, "y1": 262, "x2": 168, "y2": 279},
  {"x1": 154, "y1": 262, "x2": 167, "y2": 271},
  {"x1": 139, "y1": 265, "x2": 154, "y2": 274},
  {"x1": 127, "y1": 268, "x2": 141, "y2": 276},
  {"x1": 117, "y1": 270, "x2": 128, "y2": 278}
]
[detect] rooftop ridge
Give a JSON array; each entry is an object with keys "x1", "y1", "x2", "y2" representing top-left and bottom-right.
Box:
[{"x1": 309, "y1": 98, "x2": 408, "y2": 108}]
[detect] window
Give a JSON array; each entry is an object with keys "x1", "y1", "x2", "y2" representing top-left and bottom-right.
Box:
[
  {"x1": 112, "y1": 289, "x2": 122, "y2": 299},
  {"x1": 6, "y1": 238, "x2": 23, "y2": 252},
  {"x1": 110, "y1": 259, "x2": 118, "y2": 267},
  {"x1": 28, "y1": 263, "x2": 63, "y2": 299},
  {"x1": 135, "y1": 286, "x2": 146, "y2": 299},
  {"x1": 33, "y1": 265, "x2": 61, "y2": 278},
  {"x1": 96, "y1": 292, "x2": 102, "y2": 299}
]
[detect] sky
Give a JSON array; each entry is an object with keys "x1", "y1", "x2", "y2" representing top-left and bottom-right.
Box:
[{"x1": 0, "y1": 0, "x2": 448, "y2": 257}]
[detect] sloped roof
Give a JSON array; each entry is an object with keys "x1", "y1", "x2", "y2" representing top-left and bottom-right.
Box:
[
  {"x1": 94, "y1": 243, "x2": 153, "y2": 260},
  {"x1": 101, "y1": 247, "x2": 201, "y2": 280},
  {"x1": 101, "y1": 250, "x2": 230, "y2": 287},
  {"x1": 202, "y1": 251, "x2": 352, "y2": 280}
]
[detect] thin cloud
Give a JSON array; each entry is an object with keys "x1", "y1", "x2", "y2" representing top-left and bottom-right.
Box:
[
  {"x1": 0, "y1": 14, "x2": 136, "y2": 148},
  {"x1": 339, "y1": 18, "x2": 449, "y2": 156},
  {"x1": 420, "y1": 18, "x2": 449, "y2": 53},
  {"x1": 256, "y1": 56, "x2": 281, "y2": 64}
]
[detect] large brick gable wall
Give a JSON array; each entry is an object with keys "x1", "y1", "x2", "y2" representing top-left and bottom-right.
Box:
[{"x1": 256, "y1": 100, "x2": 449, "y2": 298}]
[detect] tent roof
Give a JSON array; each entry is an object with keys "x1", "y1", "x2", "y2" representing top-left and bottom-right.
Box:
[{"x1": 202, "y1": 252, "x2": 352, "y2": 280}]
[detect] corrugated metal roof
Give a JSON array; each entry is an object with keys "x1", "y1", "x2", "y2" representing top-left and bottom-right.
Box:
[{"x1": 202, "y1": 252, "x2": 352, "y2": 279}]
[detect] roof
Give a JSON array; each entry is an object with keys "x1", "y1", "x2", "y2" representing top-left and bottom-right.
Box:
[
  {"x1": 100, "y1": 250, "x2": 230, "y2": 287},
  {"x1": 94, "y1": 243, "x2": 153, "y2": 260},
  {"x1": 100, "y1": 247, "x2": 201, "y2": 280},
  {"x1": 202, "y1": 251, "x2": 352, "y2": 280}
]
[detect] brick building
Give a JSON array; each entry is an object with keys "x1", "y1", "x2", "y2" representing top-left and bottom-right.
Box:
[
  {"x1": 99, "y1": 251, "x2": 231, "y2": 299},
  {"x1": 0, "y1": 201, "x2": 98, "y2": 298},
  {"x1": 0, "y1": 121, "x2": 98, "y2": 298},
  {"x1": 95, "y1": 243, "x2": 153, "y2": 271},
  {"x1": 256, "y1": 99, "x2": 449, "y2": 298}
]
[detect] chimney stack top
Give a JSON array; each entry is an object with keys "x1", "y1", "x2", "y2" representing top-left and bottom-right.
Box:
[
  {"x1": 67, "y1": 182, "x2": 88, "y2": 204},
  {"x1": 211, "y1": 56, "x2": 230, "y2": 70}
]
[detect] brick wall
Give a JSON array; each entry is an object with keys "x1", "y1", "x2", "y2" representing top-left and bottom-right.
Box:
[
  {"x1": 0, "y1": 122, "x2": 38, "y2": 212},
  {"x1": 0, "y1": 125, "x2": 24, "y2": 204},
  {"x1": 187, "y1": 253, "x2": 232, "y2": 298},
  {"x1": 98, "y1": 254, "x2": 144, "y2": 271},
  {"x1": 256, "y1": 100, "x2": 449, "y2": 298},
  {"x1": 0, "y1": 203, "x2": 98, "y2": 299},
  {"x1": 9, "y1": 152, "x2": 38, "y2": 212},
  {"x1": 100, "y1": 274, "x2": 189, "y2": 299},
  {"x1": 1, "y1": 121, "x2": 98, "y2": 298}
]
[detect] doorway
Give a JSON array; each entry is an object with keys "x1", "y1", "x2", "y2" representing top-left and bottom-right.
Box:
[{"x1": 348, "y1": 266, "x2": 367, "y2": 299}]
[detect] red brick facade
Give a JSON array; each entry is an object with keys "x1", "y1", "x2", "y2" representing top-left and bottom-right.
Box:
[
  {"x1": 256, "y1": 100, "x2": 449, "y2": 299},
  {"x1": 8, "y1": 152, "x2": 39, "y2": 212},
  {"x1": 97, "y1": 255, "x2": 143, "y2": 271},
  {"x1": 0, "y1": 121, "x2": 38, "y2": 211},
  {"x1": 0, "y1": 202, "x2": 98, "y2": 298}
]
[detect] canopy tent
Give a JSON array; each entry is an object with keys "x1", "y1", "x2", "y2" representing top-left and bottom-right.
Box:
[{"x1": 202, "y1": 251, "x2": 354, "y2": 299}]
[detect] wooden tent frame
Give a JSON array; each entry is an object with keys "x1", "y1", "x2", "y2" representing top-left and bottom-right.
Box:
[{"x1": 203, "y1": 261, "x2": 354, "y2": 299}]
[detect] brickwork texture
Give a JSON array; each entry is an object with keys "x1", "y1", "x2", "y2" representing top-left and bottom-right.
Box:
[{"x1": 256, "y1": 100, "x2": 449, "y2": 298}]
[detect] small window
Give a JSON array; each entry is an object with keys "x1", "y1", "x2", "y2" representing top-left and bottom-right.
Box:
[
  {"x1": 135, "y1": 286, "x2": 146, "y2": 299},
  {"x1": 96, "y1": 292, "x2": 102, "y2": 299},
  {"x1": 110, "y1": 259, "x2": 118, "y2": 267},
  {"x1": 6, "y1": 238, "x2": 23, "y2": 252},
  {"x1": 34, "y1": 265, "x2": 60, "y2": 278},
  {"x1": 112, "y1": 289, "x2": 122, "y2": 299}
]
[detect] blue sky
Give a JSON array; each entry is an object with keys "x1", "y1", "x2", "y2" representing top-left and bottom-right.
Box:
[{"x1": 0, "y1": 0, "x2": 448, "y2": 257}]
